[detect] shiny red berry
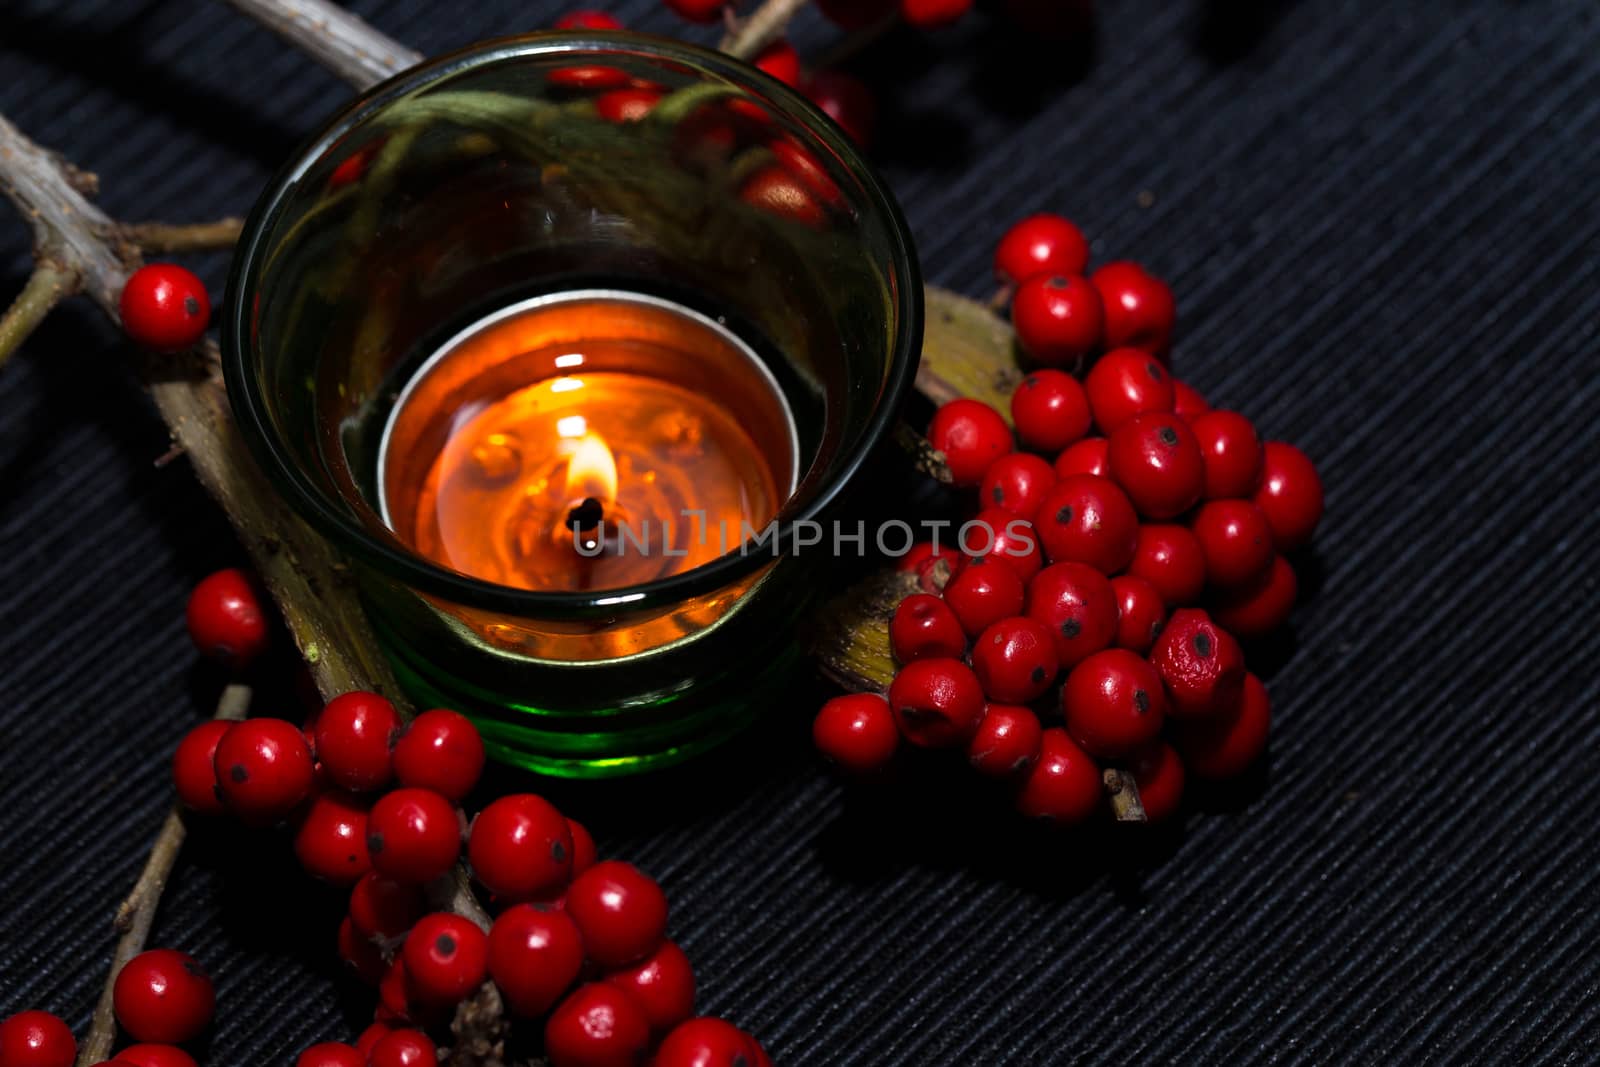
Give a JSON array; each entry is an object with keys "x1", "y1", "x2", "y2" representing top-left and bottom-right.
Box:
[
  {"x1": 966, "y1": 508, "x2": 1042, "y2": 582},
  {"x1": 890, "y1": 593, "x2": 967, "y2": 663},
  {"x1": 350, "y1": 871, "x2": 425, "y2": 939},
  {"x1": 313, "y1": 691, "x2": 400, "y2": 792},
  {"x1": 604, "y1": 940, "x2": 696, "y2": 1034},
  {"x1": 805, "y1": 70, "x2": 876, "y2": 146},
  {"x1": 489, "y1": 904, "x2": 586, "y2": 1018},
  {"x1": 356, "y1": 1023, "x2": 391, "y2": 1056},
  {"x1": 1210, "y1": 554, "x2": 1297, "y2": 639},
  {"x1": 293, "y1": 790, "x2": 372, "y2": 885},
  {"x1": 115, "y1": 1045, "x2": 200, "y2": 1067},
  {"x1": 171, "y1": 720, "x2": 232, "y2": 816},
  {"x1": 1034, "y1": 474, "x2": 1139, "y2": 574},
  {"x1": 1062, "y1": 649, "x2": 1166, "y2": 759},
  {"x1": 979, "y1": 452, "x2": 1056, "y2": 521},
  {"x1": 546, "y1": 983, "x2": 652, "y2": 1067},
  {"x1": 1107, "y1": 412, "x2": 1205, "y2": 520},
  {"x1": 392, "y1": 709, "x2": 484, "y2": 801},
  {"x1": 1254, "y1": 441, "x2": 1324, "y2": 552},
  {"x1": 1011, "y1": 369, "x2": 1091, "y2": 454},
  {"x1": 213, "y1": 718, "x2": 315, "y2": 824},
  {"x1": 1129, "y1": 742, "x2": 1185, "y2": 822},
  {"x1": 367, "y1": 788, "x2": 461, "y2": 884},
  {"x1": 338, "y1": 915, "x2": 385, "y2": 985},
  {"x1": 1090, "y1": 261, "x2": 1175, "y2": 354},
  {"x1": 966, "y1": 703, "x2": 1043, "y2": 778},
  {"x1": 971, "y1": 615, "x2": 1058, "y2": 703},
  {"x1": 185, "y1": 568, "x2": 268, "y2": 669},
  {"x1": 547, "y1": 61, "x2": 632, "y2": 92},
  {"x1": 1111, "y1": 574, "x2": 1165, "y2": 654},
  {"x1": 596, "y1": 87, "x2": 662, "y2": 123},
  {"x1": 1172, "y1": 378, "x2": 1210, "y2": 420},
  {"x1": 554, "y1": 10, "x2": 624, "y2": 29},
  {"x1": 753, "y1": 40, "x2": 801, "y2": 86},
  {"x1": 994, "y1": 214, "x2": 1089, "y2": 287},
  {"x1": 1149, "y1": 608, "x2": 1246, "y2": 720},
  {"x1": 1190, "y1": 499, "x2": 1274, "y2": 588},
  {"x1": 1014, "y1": 728, "x2": 1102, "y2": 824},
  {"x1": 1023, "y1": 561, "x2": 1117, "y2": 667},
  {"x1": 739, "y1": 165, "x2": 826, "y2": 228},
  {"x1": 468, "y1": 794, "x2": 574, "y2": 902},
  {"x1": 813, "y1": 693, "x2": 900, "y2": 774},
  {"x1": 665, "y1": 0, "x2": 731, "y2": 22},
  {"x1": 0, "y1": 1011, "x2": 76, "y2": 1067},
  {"x1": 1085, "y1": 349, "x2": 1174, "y2": 434},
  {"x1": 112, "y1": 950, "x2": 214, "y2": 1044},
  {"x1": 896, "y1": 541, "x2": 960, "y2": 575},
  {"x1": 1178, "y1": 672, "x2": 1271, "y2": 779},
  {"x1": 295, "y1": 1043, "x2": 363, "y2": 1067},
  {"x1": 120, "y1": 264, "x2": 210, "y2": 351},
  {"x1": 943, "y1": 556, "x2": 1026, "y2": 638},
  {"x1": 902, "y1": 0, "x2": 973, "y2": 26},
  {"x1": 566, "y1": 861, "x2": 669, "y2": 969},
  {"x1": 1012, "y1": 274, "x2": 1103, "y2": 367},
  {"x1": 887, "y1": 657, "x2": 986, "y2": 747},
  {"x1": 654, "y1": 1017, "x2": 761, "y2": 1067},
  {"x1": 1128, "y1": 523, "x2": 1207, "y2": 605},
  {"x1": 367, "y1": 1030, "x2": 436, "y2": 1067},
  {"x1": 1053, "y1": 436, "x2": 1109, "y2": 479},
  {"x1": 403, "y1": 912, "x2": 488, "y2": 1004},
  {"x1": 568, "y1": 818, "x2": 598, "y2": 877},
  {"x1": 927, "y1": 398, "x2": 1012, "y2": 487},
  {"x1": 1189, "y1": 410, "x2": 1263, "y2": 500}
]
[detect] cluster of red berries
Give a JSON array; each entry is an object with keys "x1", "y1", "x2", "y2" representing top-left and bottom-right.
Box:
[{"x1": 813, "y1": 213, "x2": 1324, "y2": 823}]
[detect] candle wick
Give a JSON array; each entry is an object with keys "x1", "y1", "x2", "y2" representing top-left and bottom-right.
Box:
[{"x1": 566, "y1": 497, "x2": 605, "y2": 533}]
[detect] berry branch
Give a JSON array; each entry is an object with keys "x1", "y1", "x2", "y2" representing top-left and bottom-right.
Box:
[
  {"x1": 74, "y1": 683, "x2": 253, "y2": 1067},
  {"x1": 219, "y1": 0, "x2": 421, "y2": 86},
  {"x1": 121, "y1": 217, "x2": 245, "y2": 253},
  {"x1": 719, "y1": 0, "x2": 812, "y2": 60},
  {"x1": 0, "y1": 261, "x2": 75, "y2": 370}
]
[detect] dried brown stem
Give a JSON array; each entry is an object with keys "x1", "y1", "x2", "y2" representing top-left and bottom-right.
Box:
[
  {"x1": 1102, "y1": 769, "x2": 1148, "y2": 823},
  {"x1": 219, "y1": 0, "x2": 421, "y2": 87},
  {"x1": 121, "y1": 217, "x2": 245, "y2": 253},
  {"x1": 75, "y1": 683, "x2": 253, "y2": 1067},
  {"x1": 720, "y1": 0, "x2": 812, "y2": 60},
  {"x1": 0, "y1": 261, "x2": 77, "y2": 369},
  {"x1": 894, "y1": 421, "x2": 952, "y2": 484}
]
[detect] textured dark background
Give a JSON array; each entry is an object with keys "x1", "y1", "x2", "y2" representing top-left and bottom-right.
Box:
[{"x1": 3, "y1": 0, "x2": 1598, "y2": 1063}]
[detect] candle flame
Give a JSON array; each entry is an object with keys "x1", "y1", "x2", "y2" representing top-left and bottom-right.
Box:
[{"x1": 566, "y1": 432, "x2": 618, "y2": 503}]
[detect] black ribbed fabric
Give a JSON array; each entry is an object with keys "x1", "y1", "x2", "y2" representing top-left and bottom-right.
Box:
[{"x1": 2, "y1": 1, "x2": 1597, "y2": 1063}]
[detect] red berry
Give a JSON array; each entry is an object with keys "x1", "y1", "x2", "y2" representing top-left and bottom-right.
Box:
[
  {"x1": 1107, "y1": 412, "x2": 1205, "y2": 520},
  {"x1": 994, "y1": 214, "x2": 1089, "y2": 287},
  {"x1": 1062, "y1": 649, "x2": 1166, "y2": 759},
  {"x1": 817, "y1": 0, "x2": 895, "y2": 28},
  {"x1": 547, "y1": 62, "x2": 632, "y2": 91},
  {"x1": 596, "y1": 87, "x2": 662, "y2": 122},
  {"x1": 1129, "y1": 742, "x2": 1185, "y2": 823},
  {"x1": 654, "y1": 1017, "x2": 761, "y2": 1067},
  {"x1": 1033, "y1": 474, "x2": 1139, "y2": 574},
  {"x1": 294, "y1": 790, "x2": 373, "y2": 885},
  {"x1": 568, "y1": 818, "x2": 598, "y2": 876},
  {"x1": 356, "y1": 1023, "x2": 391, "y2": 1056},
  {"x1": 392, "y1": 709, "x2": 484, "y2": 801},
  {"x1": 971, "y1": 615, "x2": 1058, "y2": 703},
  {"x1": 1210, "y1": 554, "x2": 1297, "y2": 639},
  {"x1": 546, "y1": 983, "x2": 652, "y2": 1067},
  {"x1": 753, "y1": 40, "x2": 801, "y2": 86},
  {"x1": 1149, "y1": 608, "x2": 1246, "y2": 720},
  {"x1": 295, "y1": 1043, "x2": 364, "y2": 1067},
  {"x1": 403, "y1": 913, "x2": 488, "y2": 1004},
  {"x1": 901, "y1": 0, "x2": 973, "y2": 26},
  {"x1": 115, "y1": 1046, "x2": 199, "y2": 1067},
  {"x1": 313, "y1": 691, "x2": 400, "y2": 792},
  {"x1": 1189, "y1": 411, "x2": 1263, "y2": 500},
  {"x1": 966, "y1": 508, "x2": 1042, "y2": 582},
  {"x1": 350, "y1": 871, "x2": 425, "y2": 939},
  {"x1": 120, "y1": 264, "x2": 210, "y2": 351},
  {"x1": 1012, "y1": 275, "x2": 1103, "y2": 367},
  {"x1": 1090, "y1": 261, "x2": 1175, "y2": 354},
  {"x1": 566, "y1": 861, "x2": 669, "y2": 969},
  {"x1": 0, "y1": 1011, "x2": 76, "y2": 1067},
  {"x1": 887, "y1": 658, "x2": 986, "y2": 747},
  {"x1": 1172, "y1": 378, "x2": 1210, "y2": 420},
  {"x1": 367, "y1": 788, "x2": 461, "y2": 884},
  {"x1": 966, "y1": 703, "x2": 1043, "y2": 778},
  {"x1": 890, "y1": 593, "x2": 967, "y2": 663},
  {"x1": 367, "y1": 1030, "x2": 437, "y2": 1067},
  {"x1": 1085, "y1": 349, "x2": 1174, "y2": 434},
  {"x1": 604, "y1": 940, "x2": 696, "y2": 1034},
  {"x1": 338, "y1": 915, "x2": 385, "y2": 984},
  {"x1": 1178, "y1": 672, "x2": 1271, "y2": 779},
  {"x1": 1253, "y1": 441, "x2": 1324, "y2": 552},
  {"x1": 1053, "y1": 436, "x2": 1109, "y2": 479},
  {"x1": 895, "y1": 541, "x2": 960, "y2": 575},
  {"x1": 979, "y1": 452, "x2": 1056, "y2": 521},
  {"x1": 805, "y1": 71, "x2": 876, "y2": 147},
  {"x1": 1190, "y1": 499, "x2": 1274, "y2": 588},
  {"x1": 1110, "y1": 574, "x2": 1165, "y2": 654},
  {"x1": 489, "y1": 904, "x2": 586, "y2": 1017},
  {"x1": 171, "y1": 720, "x2": 231, "y2": 816},
  {"x1": 213, "y1": 718, "x2": 315, "y2": 824},
  {"x1": 112, "y1": 950, "x2": 214, "y2": 1044},
  {"x1": 664, "y1": 0, "x2": 731, "y2": 22},
  {"x1": 813, "y1": 693, "x2": 900, "y2": 774},
  {"x1": 1023, "y1": 561, "x2": 1117, "y2": 667},
  {"x1": 185, "y1": 568, "x2": 268, "y2": 669},
  {"x1": 554, "y1": 10, "x2": 624, "y2": 28},
  {"x1": 1014, "y1": 728, "x2": 1102, "y2": 824},
  {"x1": 927, "y1": 398, "x2": 1012, "y2": 487},
  {"x1": 1011, "y1": 369, "x2": 1091, "y2": 454},
  {"x1": 739, "y1": 166, "x2": 825, "y2": 228},
  {"x1": 468, "y1": 794, "x2": 574, "y2": 902},
  {"x1": 942, "y1": 556, "x2": 1026, "y2": 638},
  {"x1": 1128, "y1": 523, "x2": 1207, "y2": 605}
]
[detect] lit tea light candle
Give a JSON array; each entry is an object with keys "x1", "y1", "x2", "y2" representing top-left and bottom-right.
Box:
[{"x1": 377, "y1": 291, "x2": 800, "y2": 594}]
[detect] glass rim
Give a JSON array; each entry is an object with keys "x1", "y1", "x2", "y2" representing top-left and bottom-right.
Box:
[{"x1": 222, "y1": 30, "x2": 924, "y2": 616}]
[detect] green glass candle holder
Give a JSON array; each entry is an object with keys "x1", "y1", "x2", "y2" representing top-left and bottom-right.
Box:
[{"x1": 223, "y1": 32, "x2": 922, "y2": 777}]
